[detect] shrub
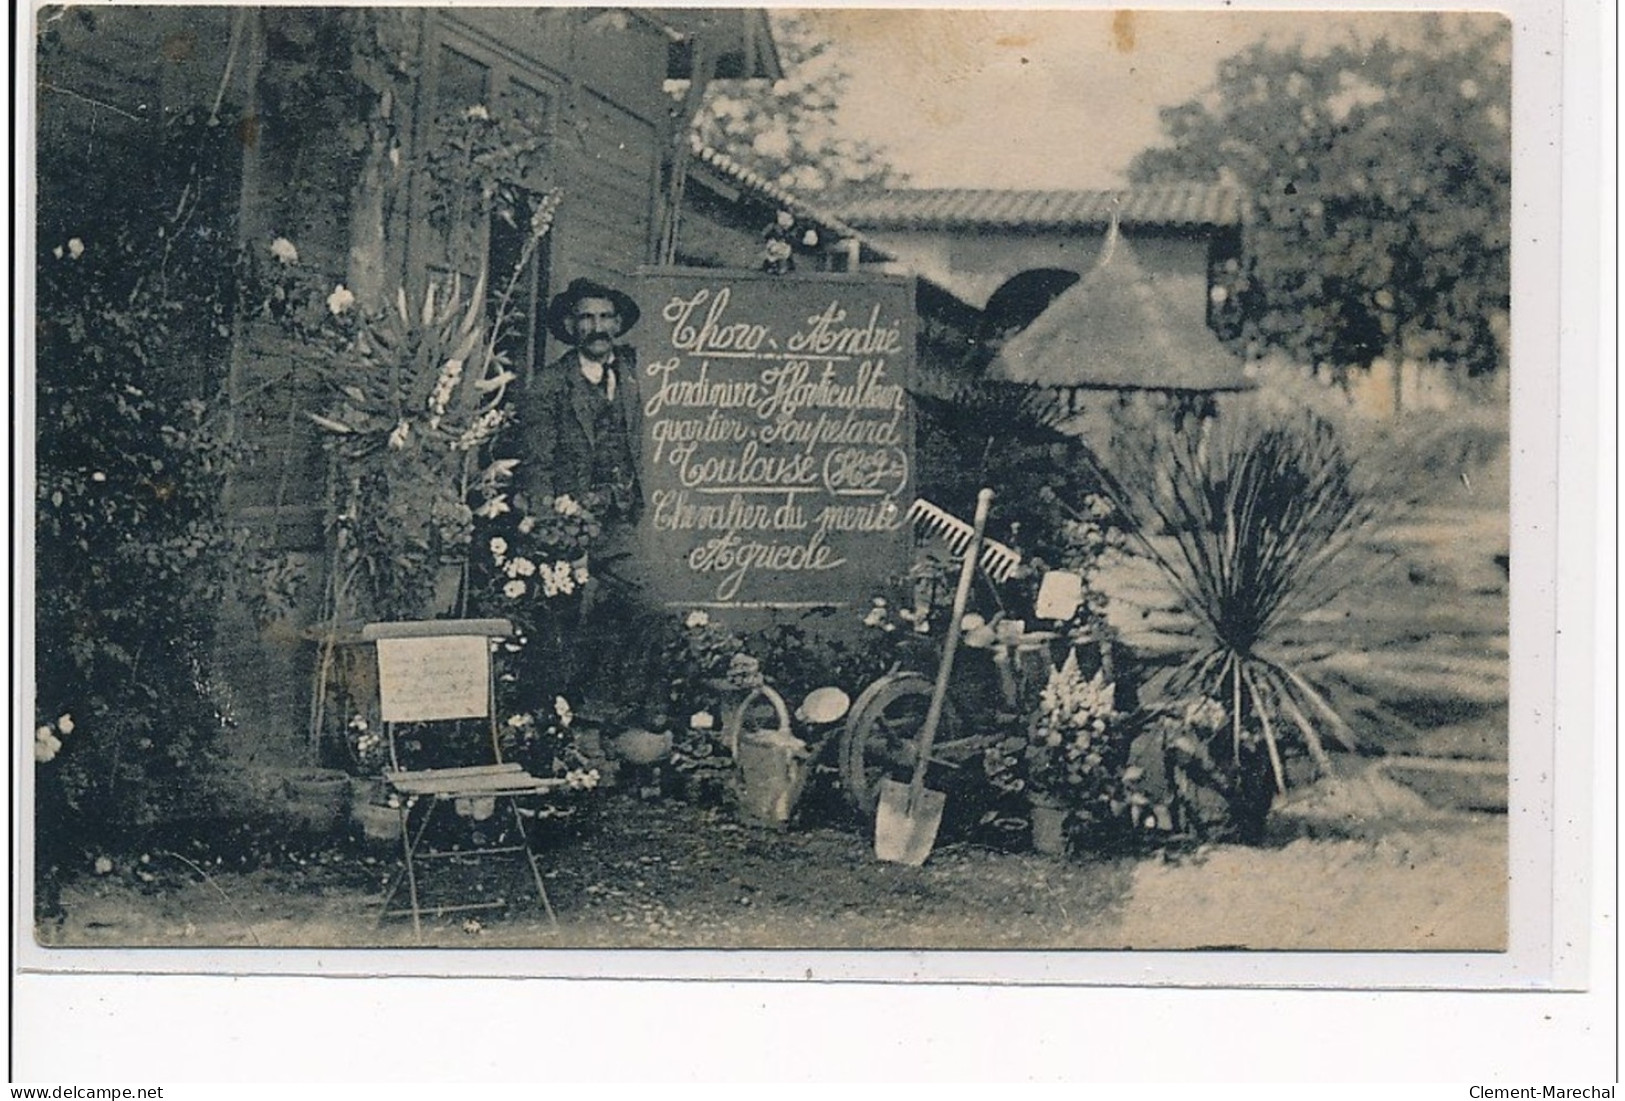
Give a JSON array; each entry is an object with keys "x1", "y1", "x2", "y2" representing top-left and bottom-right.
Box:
[
  {"x1": 34, "y1": 111, "x2": 251, "y2": 866},
  {"x1": 1092, "y1": 409, "x2": 1380, "y2": 838}
]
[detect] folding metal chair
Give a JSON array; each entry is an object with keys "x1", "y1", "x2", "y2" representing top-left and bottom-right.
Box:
[{"x1": 362, "y1": 618, "x2": 564, "y2": 937}]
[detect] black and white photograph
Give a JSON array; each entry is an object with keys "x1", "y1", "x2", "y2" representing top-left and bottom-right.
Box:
[{"x1": 25, "y1": 2, "x2": 1543, "y2": 965}]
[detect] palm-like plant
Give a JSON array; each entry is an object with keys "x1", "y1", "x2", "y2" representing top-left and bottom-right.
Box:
[{"x1": 1091, "y1": 410, "x2": 1380, "y2": 802}]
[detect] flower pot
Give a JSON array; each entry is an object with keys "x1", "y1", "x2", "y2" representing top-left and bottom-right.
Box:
[
  {"x1": 353, "y1": 800, "x2": 403, "y2": 845},
  {"x1": 1029, "y1": 797, "x2": 1069, "y2": 856},
  {"x1": 611, "y1": 728, "x2": 674, "y2": 766},
  {"x1": 283, "y1": 768, "x2": 351, "y2": 836}
]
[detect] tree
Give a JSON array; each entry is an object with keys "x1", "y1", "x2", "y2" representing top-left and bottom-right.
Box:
[
  {"x1": 1130, "y1": 17, "x2": 1510, "y2": 378},
  {"x1": 690, "y1": 12, "x2": 903, "y2": 194}
]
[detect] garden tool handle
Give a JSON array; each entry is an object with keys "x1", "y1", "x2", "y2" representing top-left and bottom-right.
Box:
[{"x1": 908, "y1": 488, "x2": 993, "y2": 806}]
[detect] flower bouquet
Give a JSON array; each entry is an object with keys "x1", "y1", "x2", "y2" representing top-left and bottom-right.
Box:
[{"x1": 983, "y1": 649, "x2": 1147, "y2": 852}]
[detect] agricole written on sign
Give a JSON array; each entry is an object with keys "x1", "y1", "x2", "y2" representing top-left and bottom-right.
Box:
[{"x1": 630, "y1": 272, "x2": 916, "y2": 609}]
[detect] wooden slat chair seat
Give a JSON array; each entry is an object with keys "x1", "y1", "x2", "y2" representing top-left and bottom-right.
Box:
[
  {"x1": 384, "y1": 765, "x2": 571, "y2": 798},
  {"x1": 362, "y1": 618, "x2": 560, "y2": 937}
]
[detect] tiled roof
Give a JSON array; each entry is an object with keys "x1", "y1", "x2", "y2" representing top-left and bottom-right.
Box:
[
  {"x1": 833, "y1": 184, "x2": 1243, "y2": 232},
  {"x1": 689, "y1": 140, "x2": 866, "y2": 244},
  {"x1": 686, "y1": 141, "x2": 988, "y2": 317}
]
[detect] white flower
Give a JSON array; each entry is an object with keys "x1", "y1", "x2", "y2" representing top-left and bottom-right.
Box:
[
  {"x1": 510, "y1": 556, "x2": 536, "y2": 577},
  {"x1": 463, "y1": 104, "x2": 490, "y2": 121},
  {"x1": 94, "y1": 856, "x2": 113, "y2": 875},
  {"x1": 91, "y1": 471, "x2": 106, "y2": 483},
  {"x1": 268, "y1": 236, "x2": 299, "y2": 265},
  {"x1": 34, "y1": 728, "x2": 61, "y2": 764},
  {"x1": 690, "y1": 711, "x2": 715, "y2": 730},
  {"x1": 801, "y1": 229, "x2": 819, "y2": 248},
  {"x1": 52, "y1": 246, "x2": 62, "y2": 260},
  {"x1": 489, "y1": 536, "x2": 508, "y2": 559},
  {"x1": 503, "y1": 579, "x2": 527, "y2": 599},
  {"x1": 387, "y1": 420, "x2": 411, "y2": 450},
  {"x1": 67, "y1": 238, "x2": 85, "y2": 260},
  {"x1": 475, "y1": 494, "x2": 510, "y2": 520},
  {"x1": 862, "y1": 607, "x2": 887, "y2": 628},
  {"x1": 455, "y1": 408, "x2": 506, "y2": 451},
  {"x1": 553, "y1": 494, "x2": 582, "y2": 517},
  {"x1": 506, "y1": 713, "x2": 532, "y2": 729},
  {"x1": 326, "y1": 284, "x2": 355, "y2": 316},
  {"x1": 482, "y1": 458, "x2": 519, "y2": 483},
  {"x1": 554, "y1": 696, "x2": 573, "y2": 727},
  {"x1": 56, "y1": 714, "x2": 74, "y2": 735},
  {"x1": 531, "y1": 193, "x2": 562, "y2": 239},
  {"x1": 685, "y1": 610, "x2": 710, "y2": 630},
  {"x1": 552, "y1": 561, "x2": 576, "y2": 595},
  {"x1": 573, "y1": 562, "x2": 590, "y2": 584},
  {"x1": 517, "y1": 516, "x2": 536, "y2": 535}
]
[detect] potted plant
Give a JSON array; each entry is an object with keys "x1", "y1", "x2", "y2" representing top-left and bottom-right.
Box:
[
  {"x1": 1088, "y1": 410, "x2": 1379, "y2": 841},
  {"x1": 497, "y1": 697, "x2": 603, "y2": 834},
  {"x1": 984, "y1": 649, "x2": 1145, "y2": 855}
]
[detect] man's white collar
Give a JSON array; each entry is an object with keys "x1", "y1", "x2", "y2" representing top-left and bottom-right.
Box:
[{"x1": 579, "y1": 353, "x2": 616, "y2": 399}]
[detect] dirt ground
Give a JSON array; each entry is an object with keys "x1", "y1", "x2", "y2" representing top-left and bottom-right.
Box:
[{"x1": 36, "y1": 753, "x2": 1504, "y2": 953}]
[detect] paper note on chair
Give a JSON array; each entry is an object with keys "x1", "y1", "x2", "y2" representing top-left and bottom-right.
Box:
[{"x1": 375, "y1": 635, "x2": 490, "y2": 723}]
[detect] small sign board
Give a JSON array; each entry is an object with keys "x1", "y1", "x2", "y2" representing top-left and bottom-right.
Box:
[
  {"x1": 375, "y1": 635, "x2": 490, "y2": 723},
  {"x1": 629, "y1": 269, "x2": 916, "y2": 612}
]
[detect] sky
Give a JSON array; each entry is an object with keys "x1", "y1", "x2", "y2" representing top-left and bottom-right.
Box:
[{"x1": 799, "y1": 7, "x2": 1497, "y2": 189}]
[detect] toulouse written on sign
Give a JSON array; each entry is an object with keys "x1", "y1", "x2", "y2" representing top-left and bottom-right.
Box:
[{"x1": 629, "y1": 271, "x2": 917, "y2": 610}]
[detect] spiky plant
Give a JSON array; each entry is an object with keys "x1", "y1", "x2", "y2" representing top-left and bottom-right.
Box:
[{"x1": 1092, "y1": 409, "x2": 1380, "y2": 803}]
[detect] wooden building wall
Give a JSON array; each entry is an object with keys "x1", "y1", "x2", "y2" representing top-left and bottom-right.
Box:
[{"x1": 36, "y1": 7, "x2": 702, "y2": 768}]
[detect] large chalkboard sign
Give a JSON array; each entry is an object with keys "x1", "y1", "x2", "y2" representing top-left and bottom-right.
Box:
[{"x1": 628, "y1": 269, "x2": 916, "y2": 612}]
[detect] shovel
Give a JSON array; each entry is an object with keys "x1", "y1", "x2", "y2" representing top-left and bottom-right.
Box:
[{"x1": 875, "y1": 488, "x2": 994, "y2": 865}]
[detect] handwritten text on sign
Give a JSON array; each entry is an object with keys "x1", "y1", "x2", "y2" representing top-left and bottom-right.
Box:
[
  {"x1": 375, "y1": 635, "x2": 490, "y2": 723},
  {"x1": 632, "y1": 273, "x2": 915, "y2": 609}
]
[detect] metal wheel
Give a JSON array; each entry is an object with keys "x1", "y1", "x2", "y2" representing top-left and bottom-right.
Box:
[{"x1": 838, "y1": 672, "x2": 965, "y2": 820}]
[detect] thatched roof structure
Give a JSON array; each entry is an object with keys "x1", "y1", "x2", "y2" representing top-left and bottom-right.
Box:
[{"x1": 985, "y1": 226, "x2": 1254, "y2": 394}]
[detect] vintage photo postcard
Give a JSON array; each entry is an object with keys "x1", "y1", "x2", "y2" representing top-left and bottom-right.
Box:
[{"x1": 17, "y1": 1, "x2": 1588, "y2": 1000}]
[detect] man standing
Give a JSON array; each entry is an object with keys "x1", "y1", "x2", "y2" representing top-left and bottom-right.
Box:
[
  {"x1": 518, "y1": 277, "x2": 644, "y2": 527},
  {"x1": 508, "y1": 277, "x2": 649, "y2": 700}
]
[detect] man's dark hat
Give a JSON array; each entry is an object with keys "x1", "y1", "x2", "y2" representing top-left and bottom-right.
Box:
[{"x1": 545, "y1": 277, "x2": 641, "y2": 344}]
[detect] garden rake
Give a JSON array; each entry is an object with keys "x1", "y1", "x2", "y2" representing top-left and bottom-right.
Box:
[{"x1": 906, "y1": 498, "x2": 1022, "y2": 582}]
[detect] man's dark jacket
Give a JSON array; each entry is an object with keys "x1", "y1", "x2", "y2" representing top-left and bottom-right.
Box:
[{"x1": 515, "y1": 345, "x2": 644, "y2": 519}]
